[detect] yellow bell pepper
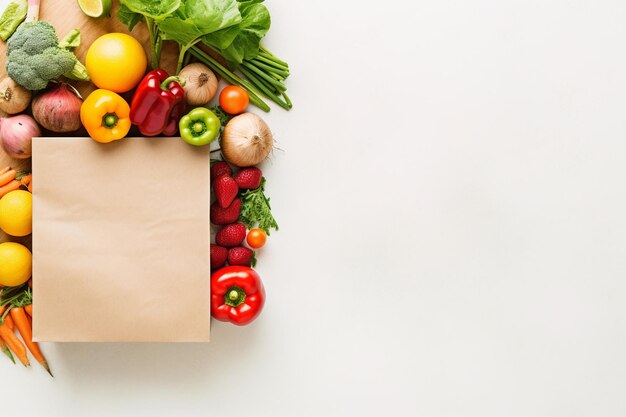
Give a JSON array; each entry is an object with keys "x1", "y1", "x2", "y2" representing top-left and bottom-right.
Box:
[{"x1": 80, "y1": 89, "x2": 131, "y2": 143}]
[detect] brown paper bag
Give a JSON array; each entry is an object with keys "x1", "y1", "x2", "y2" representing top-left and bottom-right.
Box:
[{"x1": 31, "y1": 138, "x2": 210, "y2": 342}]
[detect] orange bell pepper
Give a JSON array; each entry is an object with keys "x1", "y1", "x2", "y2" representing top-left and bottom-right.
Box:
[{"x1": 80, "y1": 89, "x2": 131, "y2": 143}]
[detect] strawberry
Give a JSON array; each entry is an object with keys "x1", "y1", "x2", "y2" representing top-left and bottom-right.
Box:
[
  {"x1": 234, "y1": 167, "x2": 263, "y2": 189},
  {"x1": 210, "y1": 244, "x2": 228, "y2": 269},
  {"x1": 213, "y1": 175, "x2": 238, "y2": 208},
  {"x1": 216, "y1": 223, "x2": 247, "y2": 247},
  {"x1": 210, "y1": 198, "x2": 241, "y2": 225},
  {"x1": 211, "y1": 161, "x2": 232, "y2": 180},
  {"x1": 228, "y1": 246, "x2": 255, "y2": 267}
]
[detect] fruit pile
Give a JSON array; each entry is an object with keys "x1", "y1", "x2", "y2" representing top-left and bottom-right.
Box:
[
  {"x1": 210, "y1": 161, "x2": 276, "y2": 270},
  {"x1": 0, "y1": 168, "x2": 50, "y2": 372}
]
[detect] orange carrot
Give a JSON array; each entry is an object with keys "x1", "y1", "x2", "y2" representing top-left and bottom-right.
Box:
[
  {"x1": 4, "y1": 315, "x2": 14, "y2": 331},
  {"x1": 0, "y1": 168, "x2": 16, "y2": 186},
  {"x1": 0, "y1": 320, "x2": 29, "y2": 366},
  {"x1": 24, "y1": 304, "x2": 32, "y2": 317},
  {"x1": 10, "y1": 307, "x2": 49, "y2": 374},
  {"x1": 0, "y1": 180, "x2": 20, "y2": 198},
  {"x1": 0, "y1": 306, "x2": 10, "y2": 329},
  {"x1": 19, "y1": 173, "x2": 31, "y2": 187},
  {"x1": 0, "y1": 335, "x2": 15, "y2": 363},
  {"x1": 0, "y1": 167, "x2": 9, "y2": 175}
]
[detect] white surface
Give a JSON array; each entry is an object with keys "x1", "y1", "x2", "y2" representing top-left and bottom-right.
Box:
[{"x1": 3, "y1": 0, "x2": 626, "y2": 415}]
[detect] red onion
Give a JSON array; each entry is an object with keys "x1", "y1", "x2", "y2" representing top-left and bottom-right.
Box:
[
  {"x1": 0, "y1": 115, "x2": 41, "y2": 159},
  {"x1": 32, "y1": 82, "x2": 83, "y2": 133}
]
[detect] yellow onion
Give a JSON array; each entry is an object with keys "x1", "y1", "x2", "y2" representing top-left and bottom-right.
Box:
[{"x1": 221, "y1": 112, "x2": 274, "y2": 167}]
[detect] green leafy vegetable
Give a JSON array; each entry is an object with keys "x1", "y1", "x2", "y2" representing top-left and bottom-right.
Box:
[
  {"x1": 0, "y1": 0, "x2": 27, "y2": 41},
  {"x1": 209, "y1": 104, "x2": 230, "y2": 135},
  {"x1": 158, "y1": 0, "x2": 242, "y2": 73},
  {"x1": 120, "y1": 0, "x2": 180, "y2": 20},
  {"x1": 116, "y1": 4, "x2": 142, "y2": 31},
  {"x1": 203, "y1": 0, "x2": 270, "y2": 65},
  {"x1": 239, "y1": 177, "x2": 278, "y2": 235}
]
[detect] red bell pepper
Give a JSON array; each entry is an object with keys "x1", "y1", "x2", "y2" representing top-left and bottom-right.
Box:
[
  {"x1": 211, "y1": 266, "x2": 265, "y2": 326},
  {"x1": 130, "y1": 69, "x2": 186, "y2": 136}
]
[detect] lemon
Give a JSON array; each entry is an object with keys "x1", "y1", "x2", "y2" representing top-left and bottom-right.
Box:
[
  {"x1": 0, "y1": 242, "x2": 31, "y2": 287},
  {"x1": 77, "y1": 0, "x2": 111, "y2": 18},
  {"x1": 0, "y1": 190, "x2": 32, "y2": 237}
]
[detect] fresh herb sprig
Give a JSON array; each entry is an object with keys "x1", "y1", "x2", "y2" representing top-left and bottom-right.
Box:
[{"x1": 239, "y1": 177, "x2": 278, "y2": 235}]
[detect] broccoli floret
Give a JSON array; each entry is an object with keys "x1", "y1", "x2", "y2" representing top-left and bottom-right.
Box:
[
  {"x1": 5, "y1": 21, "x2": 81, "y2": 90},
  {"x1": 7, "y1": 21, "x2": 58, "y2": 54}
]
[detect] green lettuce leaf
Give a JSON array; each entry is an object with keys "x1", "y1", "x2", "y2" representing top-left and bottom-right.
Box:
[{"x1": 0, "y1": 0, "x2": 27, "y2": 41}]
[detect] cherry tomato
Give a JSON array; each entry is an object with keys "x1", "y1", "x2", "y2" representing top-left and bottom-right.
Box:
[
  {"x1": 219, "y1": 86, "x2": 250, "y2": 114},
  {"x1": 246, "y1": 228, "x2": 267, "y2": 249}
]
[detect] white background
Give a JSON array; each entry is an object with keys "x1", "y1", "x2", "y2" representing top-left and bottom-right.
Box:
[{"x1": 3, "y1": 0, "x2": 626, "y2": 416}]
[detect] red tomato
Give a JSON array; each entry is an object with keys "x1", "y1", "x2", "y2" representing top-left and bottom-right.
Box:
[
  {"x1": 246, "y1": 228, "x2": 266, "y2": 249},
  {"x1": 219, "y1": 86, "x2": 250, "y2": 114}
]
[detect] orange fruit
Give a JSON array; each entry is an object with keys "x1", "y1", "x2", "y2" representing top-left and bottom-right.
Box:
[
  {"x1": 0, "y1": 190, "x2": 32, "y2": 236},
  {"x1": 86, "y1": 33, "x2": 147, "y2": 93},
  {"x1": 0, "y1": 242, "x2": 32, "y2": 287}
]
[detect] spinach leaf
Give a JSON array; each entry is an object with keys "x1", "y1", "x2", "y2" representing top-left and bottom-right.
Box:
[
  {"x1": 119, "y1": 0, "x2": 181, "y2": 21},
  {"x1": 203, "y1": 0, "x2": 270, "y2": 66},
  {"x1": 158, "y1": 0, "x2": 242, "y2": 73},
  {"x1": 117, "y1": 4, "x2": 142, "y2": 31}
]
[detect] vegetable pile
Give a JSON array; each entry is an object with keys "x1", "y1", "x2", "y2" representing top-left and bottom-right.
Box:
[
  {"x1": 118, "y1": 0, "x2": 292, "y2": 112},
  {"x1": 0, "y1": 0, "x2": 290, "y2": 374}
]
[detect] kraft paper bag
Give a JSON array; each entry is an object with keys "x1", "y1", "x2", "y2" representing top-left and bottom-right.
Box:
[{"x1": 31, "y1": 138, "x2": 210, "y2": 342}]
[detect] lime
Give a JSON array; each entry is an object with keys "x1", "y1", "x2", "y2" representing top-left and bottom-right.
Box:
[
  {"x1": 77, "y1": 0, "x2": 111, "y2": 18},
  {"x1": 0, "y1": 242, "x2": 31, "y2": 287}
]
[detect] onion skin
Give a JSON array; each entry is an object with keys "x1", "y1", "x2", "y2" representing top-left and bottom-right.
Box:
[
  {"x1": 32, "y1": 83, "x2": 83, "y2": 133},
  {"x1": 0, "y1": 115, "x2": 41, "y2": 159},
  {"x1": 222, "y1": 113, "x2": 274, "y2": 167},
  {"x1": 179, "y1": 63, "x2": 218, "y2": 106},
  {"x1": 0, "y1": 77, "x2": 32, "y2": 115}
]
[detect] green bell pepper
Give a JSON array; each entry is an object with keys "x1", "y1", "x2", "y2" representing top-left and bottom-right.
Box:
[{"x1": 179, "y1": 107, "x2": 221, "y2": 146}]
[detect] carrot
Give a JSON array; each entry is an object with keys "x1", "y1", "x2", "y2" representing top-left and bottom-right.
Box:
[
  {"x1": 20, "y1": 173, "x2": 31, "y2": 185},
  {"x1": 0, "y1": 336, "x2": 15, "y2": 364},
  {"x1": 0, "y1": 167, "x2": 9, "y2": 175},
  {"x1": 10, "y1": 307, "x2": 51, "y2": 375},
  {"x1": 0, "y1": 169, "x2": 16, "y2": 186},
  {"x1": 0, "y1": 320, "x2": 29, "y2": 366},
  {"x1": 0, "y1": 306, "x2": 10, "y2": 329},
  {"x1": 24, "y1": 304, "x2": 32, "y2": 317},
  {"x1": 0, "y1": 180, "x2": 20, "y2": 198},
  {"x1": 4, "y1": 315, "x2": 14, "y2": 331},
  {"x1": 19, "y1": 173, "x2": 31, "y2": 191}
]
